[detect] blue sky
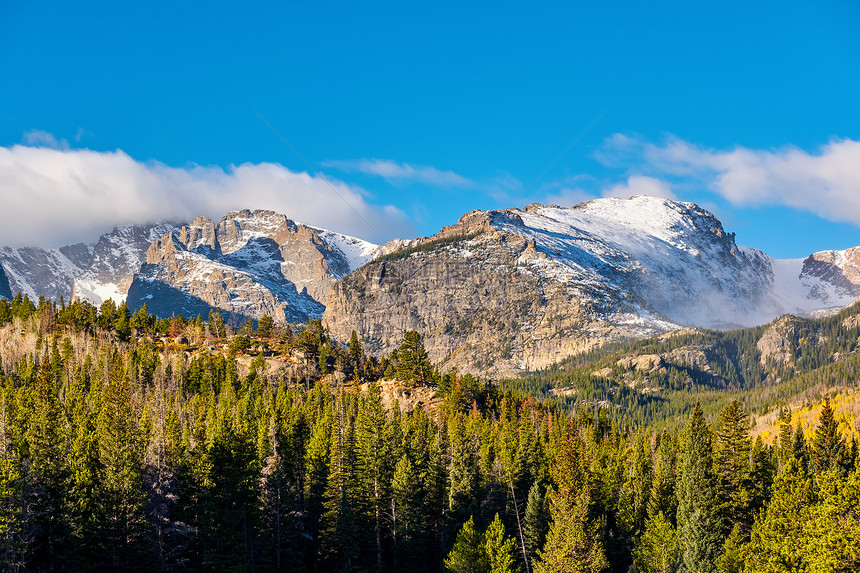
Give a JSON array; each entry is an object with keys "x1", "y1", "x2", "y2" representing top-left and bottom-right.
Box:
[{"x1": 2, "y1": 0, "x2": 860, "y2": 257}]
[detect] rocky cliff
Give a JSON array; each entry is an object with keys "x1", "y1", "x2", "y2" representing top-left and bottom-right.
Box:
[{"x1": 127, "y1": 209, "x2": 378, "y2": 324}]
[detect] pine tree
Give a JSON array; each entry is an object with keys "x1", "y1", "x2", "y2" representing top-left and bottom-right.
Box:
[
  {"x1": 319, "y1": 388, "x2": 359, "y2": 571},
  {"x1": 94, "y1": 350, "x2": 153, "y2": 569},
  {"x1": 355, "y1": 381, "x2": 392, "y2": 572},
  {"x1": 448, "y1": 415, "x2": 480, "y2": 526},
  {"x1": 395, "y1": 331, "x2": 431, "y2": 386},
  {"x1": 647, "y1": 432, "x2": 678, "y2": 523},
  {"x1": 0, "y1": 389, "x2": 25, "y2": 570},
  {"x1": 777, "y1": 406, "x2": 793, "y2": 470},
  {"x1": 534, "y1": 425, "x2": 607, "y2": 573},
  {"x1": 392, "y1": 455, "x2": 427, "y2": 572},
  {"x1": 261, "y1": 401, "x2": 309, "y2": 572},
  {"x1": 484, "y1": 513, "x2": 520, "y2": 573},
  {"x1": 675, "y1": 403, "x2": 721, "y2": 573},
  {"x1": 534, "y1": 486, "x2": 606, "y2": 573},
  {"x1": 743, "y1": 459, "x2": 813, "y2": 572},
  {"x1": 803, "y1": 467, "x2": 860, "y2": 572},
  {"x1": 811, "y1": 396, "x2": 848, "y2": 476},
  {"x1": 716, "y1": 525, "x2": 743, "y2": 573},
  {"x1": 748, "y1": 436, "x2": 775, "y2": 517},
  {"x1": 713, "y1": 401, "x2": 753, "y2": 538},
  {"x1": 347, "y1": 331, "x2": 363, "y2": 380},
  {"x1": 792, "y1": 423, "x2": 810, "y2": 475},
  {"x1": 444, "y1": 516, "x2": 488, "y2": 573},
  {"x1": 199, "y1": 418, "x2": 262, "y2": 571},
  {"x1": 523, "y1": 482, "x2": 549, "y2": 563},
  {"x1": 25, "y1": 354, "x2": 72, "y2": 569},
  {"x1": 632, "y1": 511, "x2": 680, "y2": 573}
]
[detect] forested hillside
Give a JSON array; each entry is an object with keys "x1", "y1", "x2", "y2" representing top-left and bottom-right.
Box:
[{"x1": 0, "y1": 293, "x2": 857, "y2": 571}]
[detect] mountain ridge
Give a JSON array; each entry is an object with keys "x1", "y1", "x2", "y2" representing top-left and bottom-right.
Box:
[
  {"x1": 127, "y1": 209, "x2": 379, "y2": 323},
  {"x1": 324, "y1": 196, "x2": 860, "y2": 376},
  {"x1": 2, "y1": 196, "x2": 859, "y2": 378}
]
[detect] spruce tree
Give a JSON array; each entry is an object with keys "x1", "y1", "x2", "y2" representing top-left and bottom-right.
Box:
[
  {"x1": 748, "y1": 436, "x2": 776, "y2": 517},
  {"x1": 534, "y1": 425, "x2": 607, "y2": 573},
  {"x1": 94, "y1": 350, "x2": 153, "y2": 570},
  {"x1": 484, "y1": 513, "x2": 520, "y2": 573},
  {"x1": 25, "y1": 354, "x2": 72, "y2": 569},
  {"x1": 448, "y1": 415, "x2": 480, "y2": 526},
  {"x1": 631, "y1": 511, "x2": 680, "y2": 573},
  {"x1": 392, "y1": 455, "x2": 427, "y2": 572},
  {"x1": 716, "y1": 525, "x2": 743, "y2": 573},
  {"x1": 355, "y1": 381, "x2": 392, "y2": 571},
  {"x1": 523, "y1": 482, "x2": 549, "y2": 563},
  {"x1": 792, "y1": 423, "x2": 810, "y2": 475},
  {"x1": 743, "y1": 459, "x2": 813, "y2": 572},
  {"x1": 777, "y1": 406, "x2": 793, "y2": 470},
  {"x1": 803, "y1": 466, "x2": 860, "y2": 572},
  {"x1": 444, "y1": 516, "x2": 488, "y2": 573},
  {"x1": 319, "y1": 388, "x2": 359, "y2": 571},
  {"x1": 811, "y1": 396, "x2": 847, "y2": 476},
  {"x1": 395, "y1": 331, "x2": 431, "y2": 386},
  {"x1": 676, "y1": 403, "x2": 721, "y2": 573},
  {"x1": 647, "y1": 432, "x2": 678, "y2": 523},
  {"x1": 713, "y1": 401, "x2": 753, "y2": 538}
]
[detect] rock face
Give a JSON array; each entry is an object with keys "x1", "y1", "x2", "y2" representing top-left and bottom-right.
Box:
[
  {"x1": 324, "y1": 196, "x2": 860, "y2": 376},
  {"x1": 757, "y1": 316, "x2": 798, "y2": 366},
  {"x1": 127, "y1": 210, "x2": 378, "y2": 324}
]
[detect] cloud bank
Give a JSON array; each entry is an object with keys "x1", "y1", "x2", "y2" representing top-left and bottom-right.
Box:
[
  {"x1": 601, "y1": 135, "x2": 860, "y2": 225},
  {"x1": 0, "y1": 144, "x2": 414, "y2": 248},
  {"x1": 323, "y1": 158, "x2": 473, "y2": 187}
]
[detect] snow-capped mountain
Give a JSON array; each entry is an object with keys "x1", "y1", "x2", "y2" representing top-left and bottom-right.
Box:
[
  {"x1": 3, "y1": 196, "x2": 859, "y2": 376},
  {"x1": 126, "y1": 209, "x2": 379, "y2": 323},
  {"x1": 324, "y1": 196, "x2": 860, "y2": 376},
  {"x1": 72, "y1": 222, "x2": 184, "y2": 305},
  {"x1": 0, "y1": 211, "x2": 376, "y2": 325},
  {"x1": 490, "y1": 197, "x2": 858, "y2": 328},
  {"x1": 0, "y1": 222, "x2": 184, "y2": 305},
  {"x1": 0, "y1": 245, "x2": 83, "y2": 303}
]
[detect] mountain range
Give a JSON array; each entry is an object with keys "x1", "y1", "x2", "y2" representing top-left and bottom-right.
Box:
[{"x1": 2, "y1": 196, "x2": 858, "y2": 376}]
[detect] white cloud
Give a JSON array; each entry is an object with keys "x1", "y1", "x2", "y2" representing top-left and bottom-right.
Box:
[
  {"x1": 22, "y1": 130, "x2": 69, "y2": 150},
  {"x1": 542, "y1": 187, "x2": 595, "y2": 207},
  {"x1": 0, "y1": 144, "x2": 414, "y2": 248},
  {"x1": 324, "y1": 158, "x2": 473, "y2": 187},
  {"x1": 602, "y1": 175, "x2": 675, "y2": 200},
  {"x1": 600, "y1": 134, "x2": 860, "y2": 225}
]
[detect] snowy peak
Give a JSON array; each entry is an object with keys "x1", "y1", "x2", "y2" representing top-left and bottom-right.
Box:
[
  {"x1": 561, "y1": 195, "x2": 732, "y2": 253},
  {"x1": 479, "y1": 196, "x2": 770, "y2": 328},
  {"x1": 0, "y1": 246, "x2": 87, "y2": 303},
  {"x1": 128, "y1": 209, "x2": 380, "y2": 323},
  {"x1": 73, "y1": 222, "x2": 184, "y2": 305},
  {"x1": 800, "y1": 247, "x2": 860, "y2": 304},
  {"x1": 325, "y1": 195, "x2": 860, "y2": 376}
]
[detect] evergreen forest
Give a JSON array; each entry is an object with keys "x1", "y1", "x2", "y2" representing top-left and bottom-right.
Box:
[{"x1": 0, "y1": 293, "x2": 858, "y2": 572}]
